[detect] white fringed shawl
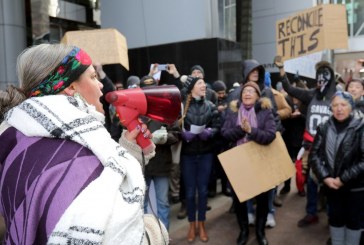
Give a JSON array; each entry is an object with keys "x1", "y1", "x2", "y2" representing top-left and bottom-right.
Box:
[{"x1": 5, "y1": 95, "x2": 146, "y2": 244}]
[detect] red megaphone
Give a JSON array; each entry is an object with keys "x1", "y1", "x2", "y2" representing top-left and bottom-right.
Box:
[{"x1": 106, "y1": 85, "x2": 181, "y2": 153}]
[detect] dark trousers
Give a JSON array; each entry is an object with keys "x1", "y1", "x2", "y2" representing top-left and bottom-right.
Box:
[
  {"x1": 326, "y1": 187, "x2": 364, "y2": 230},
  {"x1": 233, "y1": 189, "x2": 269, "y2": 230}
]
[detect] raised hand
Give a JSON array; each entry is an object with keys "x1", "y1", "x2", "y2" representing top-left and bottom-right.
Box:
[{"x1": 274, "y1": 56, "x2": 284, "y2": 69}]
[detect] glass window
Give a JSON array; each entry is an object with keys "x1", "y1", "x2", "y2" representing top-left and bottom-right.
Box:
[
  {"x1": 339, "y1": 0, "x2": 364, "y2": 36},
  {"x1": 220, "y1": 0, "x2": 236, "y2": 41},
  {"x1": 30, "y1": 0, "x2": 100, "y2": 44}
]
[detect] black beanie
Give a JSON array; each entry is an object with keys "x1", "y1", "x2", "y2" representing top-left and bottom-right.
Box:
[
  {"x1": 184, "y1": 76, "x2": 201, "y2": 93},
  {"x1": 140, "y1": 75, "x2": 157, "y2": 87},
  {"x1": 190, "y1": 65, "x2": 205, "y2": 78},
  {"x1": 212, "y1": 80, "x2": 226, "y2": 92}
]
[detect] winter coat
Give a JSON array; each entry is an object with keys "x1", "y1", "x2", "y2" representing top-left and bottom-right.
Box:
[
  {"x1": 221, "y1": 97, "x2": 276, "y2": 146},
  {"x1": 227, "y1": 60, "x2": 283, "y2": 132},
  {"x1": 181, "y1": 97, "x2": 221, "y2": 155},
  {"x1": 309, "y1": 116, "x2": 364, "y2": 190},
  {"x1": 144, "y1": 119, "x2": 180, "y2": 177},
  {"x1": 272, "y1": 88, "x2": 292, "y2": 120}
]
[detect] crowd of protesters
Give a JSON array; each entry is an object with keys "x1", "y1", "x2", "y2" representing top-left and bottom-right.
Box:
[{"x1": 1, "y1": 43, "x2": 364, "y2": 245}]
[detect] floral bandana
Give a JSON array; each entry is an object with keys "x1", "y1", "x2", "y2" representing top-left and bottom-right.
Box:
[{"x1": 29, "y1": 47, "x2": 92, "y2": 97}]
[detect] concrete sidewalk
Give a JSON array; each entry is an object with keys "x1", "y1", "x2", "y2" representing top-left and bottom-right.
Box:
[{"x1": 168, "y1": 182, "x2": 329, "y2": 245}]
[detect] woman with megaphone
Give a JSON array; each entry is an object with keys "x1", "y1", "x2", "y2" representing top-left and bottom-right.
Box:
[{"x1": 0, "y1": 44, "x2": 166, "y2": 244}]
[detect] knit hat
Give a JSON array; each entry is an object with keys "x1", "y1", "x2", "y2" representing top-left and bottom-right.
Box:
[
  {"x1": 242, "y1": 81, "x2": 261, "y2": 97},
  {"x1": 315, "y1": 61, "x2": 333, "y2": 71},
  {"x1": 140, "y1": 75, "x2": 157, "y2": 87},
  {"x1": 190, "y1": 65, "x2": 205, "y2": 78},
  {"x1": 184, "y1": 76, "x2": 201, "y2": 93},
  {"x1": 331, "y1": 91, "x2": 355, "y2": 109},
  {"x1": 127, "y1": 75, "x2": 140, "y2": 88},
  {"x1": 212, "y1": 80, "x2": 226, "y2": 92}
]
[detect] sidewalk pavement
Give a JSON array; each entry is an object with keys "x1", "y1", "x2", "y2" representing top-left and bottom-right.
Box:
[{"x1": 168, "y1": 181, "x2": 329, "y2": 245}]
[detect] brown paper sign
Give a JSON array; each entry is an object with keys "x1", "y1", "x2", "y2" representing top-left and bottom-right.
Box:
[
  {"x1": 218, "y1": 132, "x2": 295, "y2": 203},
  {"x1": 61, "y1": 28, "x2": 129, "y2": 70},
  {"x1": 276, "y1": 4, "x2": 348, "y2": 61}
]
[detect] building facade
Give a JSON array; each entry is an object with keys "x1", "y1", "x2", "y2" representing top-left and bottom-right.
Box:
[{"x1": 1, "y1": 0, "x2": 363, "y2": 90}]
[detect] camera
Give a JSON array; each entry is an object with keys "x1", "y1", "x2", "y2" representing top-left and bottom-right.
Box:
[{"x1": 157, "y1": 64, "x2": 168, "y2": 71}]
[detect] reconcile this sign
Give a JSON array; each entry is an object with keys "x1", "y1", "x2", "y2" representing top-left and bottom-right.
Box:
[{"x1": 276, "y1": 4, "x2": 348, "y2": 61}]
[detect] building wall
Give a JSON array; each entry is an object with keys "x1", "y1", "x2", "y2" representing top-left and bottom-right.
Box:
[
  {"x1": 0, "y1": 0, "x2": 27, "y2": 89},
  {"x1": 101, "y1": 0, "x2": 221, "y2": 49},
  {"x1": 252, "y1": 0, "x2": 313, "y2": 72}
]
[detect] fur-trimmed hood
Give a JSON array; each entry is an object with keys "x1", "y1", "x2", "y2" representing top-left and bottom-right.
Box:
[{"x1": 229, "y1": 97, "x2": 272, "y2": 113}]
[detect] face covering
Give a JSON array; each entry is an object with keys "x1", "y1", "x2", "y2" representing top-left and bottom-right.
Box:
[{"x1": 317, "y1": 67, "x2": 331, "y2": 93}]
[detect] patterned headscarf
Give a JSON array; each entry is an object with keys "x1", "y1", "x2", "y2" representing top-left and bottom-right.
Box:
[{"x1": 29, "y1": 47, "x2": 92, "y2": 97}]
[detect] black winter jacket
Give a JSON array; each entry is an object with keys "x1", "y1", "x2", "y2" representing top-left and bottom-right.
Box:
[
  {"x1": 309, "y1": 116, "x2": 364, "y2": 190},
  {"x1": 181, "y1": 97, "x2": 221, "y2": 155}
]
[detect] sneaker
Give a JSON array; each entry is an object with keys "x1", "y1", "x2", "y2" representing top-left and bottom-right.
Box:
[
  {"x1": 228, "y1": 202, "x2": 235, "y2": 214},
  {"x1": 177, "y1": 204, "x2": 187, "y2": 219},
  {"x1": 298, "y1": 190, "x2": 306, "y2": 197},
  {"x1": 170, "y1": 196, "x2": 180, "y2": 204},
  {"x1": 208, "y1": 190, "x2": 216, "y2": 198},
  {"x1": 248, "y1": 212, "x2": 255, "y2": 226},
  {"x1": 266, "y1": 213, "x2": 276, "y2": 228},
  {"x1": 279, "y1": 186, "x2": 290, "y2": 195},
  {"x1": 273, "y1": 196, "x2": 283, "y2": 207},
  {"x1": 297, "y1": 214, "x2": 319, "y2": 227},
  {"x1": 206, "y1": 205, "x2": 212, "y2": 211}
]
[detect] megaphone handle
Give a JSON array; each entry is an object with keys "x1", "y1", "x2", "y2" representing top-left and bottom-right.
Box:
[{"x1": 127, "y1": 120, "x2": 153, "y2": 153}]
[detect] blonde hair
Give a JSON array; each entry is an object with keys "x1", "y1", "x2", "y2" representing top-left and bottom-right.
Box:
[
  {"x1": 178, "y1": 94, "x2": 192, "y2": 128},
  {"x1": 0, "y1": 44, "x2": 74, "y2": 121}
]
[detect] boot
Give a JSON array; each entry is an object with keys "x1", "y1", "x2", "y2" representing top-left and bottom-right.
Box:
[
  {"x1": 187, "y1": 222, "x2": 197, "y2": 243},
  {"x1": 198, "y1": 221, "x2": 209, "y2": 242},
  {"x1": 236, "y1": 222, "x2": 249, "y2": 245},
  {"x1": 235, "y1": 200, "x2": 249, "y2": 244},
  {"x1": 256, "y1": 219, "x2": 268, "y2": 245}
]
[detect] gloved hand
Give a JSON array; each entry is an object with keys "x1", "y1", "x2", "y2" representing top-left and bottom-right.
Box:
[
  {"x1": 198, "y1": 128, "x2": 212, "y2": 141},
  {"x1": 152, "y1": 126, "x2": 168, "y2": 145},
  {"x1": 181, "y1": 131, "x2": 197, "y2": 142}
]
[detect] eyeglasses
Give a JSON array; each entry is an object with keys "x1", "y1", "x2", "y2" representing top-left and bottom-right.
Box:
[{"x1": 242, "y1": 89, "x2": 257, "y2": 95}]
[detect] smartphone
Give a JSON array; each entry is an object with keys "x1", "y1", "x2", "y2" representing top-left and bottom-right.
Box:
[{"x1": 157, "y1": 64, "x2": 168, "y2": 71}]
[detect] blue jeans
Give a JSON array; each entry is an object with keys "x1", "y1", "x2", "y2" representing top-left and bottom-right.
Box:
[
  {"x1": 181, "y1": 153, "x2": 213, "y2": 222},
  {"x1": 306, "y1": 174, "x2": 318, "y2": 216},
  {"x1": 144, "y1": 176, "x2": 170, "y2": 230}
]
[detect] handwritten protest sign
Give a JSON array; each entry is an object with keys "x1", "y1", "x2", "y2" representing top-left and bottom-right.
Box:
[
  {"x1": 276, "y1": 4, "x2": 348, "y2": 61},
  {"x1": 61, "y1": 28, "x2": 129, "y2": 70},
  {"x1": 218, "y1": 133, "x2": 295, "y2": 203}
]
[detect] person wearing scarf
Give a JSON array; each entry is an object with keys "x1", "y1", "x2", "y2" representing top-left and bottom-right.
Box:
[
  {"x1": 221, "y1": 82, "x2": 276, "y2": 245},
  {"x1": 310, "y1": 91, "x2": 364, "y2": 245},
  {"x1": 0, "y1": 44, "x2": 164, "y2": 244}
]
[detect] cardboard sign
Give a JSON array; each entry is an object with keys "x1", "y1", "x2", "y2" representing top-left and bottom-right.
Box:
[
  {"x1": 284, "y1": 51, "x2": 323, "y2": 78},
  {"x1": 276, "y1": 4, "x2": 348, "y2": 61},
  {"x1": 218, "y1": 133, "x2": 295, "y2": 203},
  {"x1": 61, "y1": 28, "x2": 129, "y2": 70}
]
